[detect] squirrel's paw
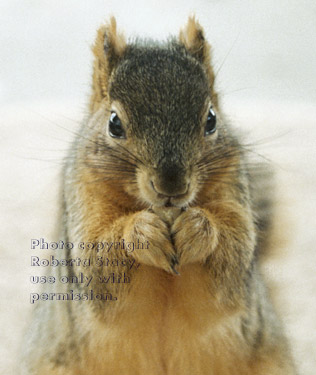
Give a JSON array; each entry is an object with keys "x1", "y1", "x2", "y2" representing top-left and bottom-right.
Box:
[
  {"x1": 171, "y1": 208, "x2": 218, "y2": 266},
  {"x1": 123, "y1": 211, "x2": 178, "y2": 274}
]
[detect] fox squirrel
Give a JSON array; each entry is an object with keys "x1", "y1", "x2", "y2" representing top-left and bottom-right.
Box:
[{"x1": 21, "y1": 16, "x2": 296, "y2": 375}]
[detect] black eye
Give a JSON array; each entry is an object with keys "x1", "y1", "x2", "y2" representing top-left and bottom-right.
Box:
[
  {"x1": 109, "y1": 112, "x2": 125, "y2": 139},
  {"x1": 205, "y1": 107, "x2": 216, "y2": 136}
]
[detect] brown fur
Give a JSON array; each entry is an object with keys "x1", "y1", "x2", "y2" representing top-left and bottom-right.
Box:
[
  {"x1": 90, "y1": 17, "x2": 126, "y2": 112},
  {"x1": 179, "y1": 16, "x2": 218, "y2": 106},
  {"x1": 21, "y1": 17, "x2": 296, "y2": 374}
]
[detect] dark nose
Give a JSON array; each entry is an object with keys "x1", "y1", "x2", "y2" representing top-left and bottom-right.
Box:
[{"x1": 151, "y1": 165, "x2": 189, "y2": 197}]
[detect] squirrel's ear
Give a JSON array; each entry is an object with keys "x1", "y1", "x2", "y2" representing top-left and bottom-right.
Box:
[
  {"x1": 179, "y1": 16, "x2": 217, "y2": 104},
  {"x1": 90, "y1": 17, "x2": 126, "y2": 112},
  {"x1": 179, "y1": 16, "x2": 209, "y2": 64}
]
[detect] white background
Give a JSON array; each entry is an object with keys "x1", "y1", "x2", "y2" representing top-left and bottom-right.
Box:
[{"x1": 0, "y1": 1, "x2": 315, "y2": 374}]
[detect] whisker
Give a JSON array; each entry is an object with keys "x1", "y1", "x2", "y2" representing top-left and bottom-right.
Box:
[{"x1": 214, "y1": 31, "x2": 241, "y2": 79}]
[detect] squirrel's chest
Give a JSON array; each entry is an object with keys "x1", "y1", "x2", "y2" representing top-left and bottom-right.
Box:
[
  {"x1": 84, "y1": 264, "x2": 246, "y2": 375},
  {"x1": 126, "y1": 263, "x2": 217, "y2": 323},
  {"x1": 116, "y1": 263, "x2": 236, "y2": 337}
]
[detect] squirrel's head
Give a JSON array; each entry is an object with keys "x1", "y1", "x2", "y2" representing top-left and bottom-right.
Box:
[{"x1": 85, "y1": 17, "x2": 236, "y2": 208}]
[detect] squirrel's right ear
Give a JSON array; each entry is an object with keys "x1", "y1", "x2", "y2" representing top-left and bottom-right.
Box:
[
  {"x1": 179, "y1": 16, "x2": 217, "y2": 104},
  {"x1": 90, "y1": 17, "x2": 126, "y2": 113}
]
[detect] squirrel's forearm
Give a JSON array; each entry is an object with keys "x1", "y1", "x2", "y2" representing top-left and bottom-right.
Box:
[
  {"x1": 76, "y1": 208, "x2": 177, "y2": 279},
  {"x1": 171, "y1": 200, "x2": 255, "y2": 306},
  {"x1": 204, "y1": 202, "x2": 256, "y2": 305}
]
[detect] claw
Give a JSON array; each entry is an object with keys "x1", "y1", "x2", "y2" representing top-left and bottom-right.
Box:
[{"x1": 170, "y1": 255, "x2": 180, "y2": 275}]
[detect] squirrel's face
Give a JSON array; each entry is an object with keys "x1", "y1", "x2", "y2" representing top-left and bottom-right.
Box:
[
  {"x1": 87, "y1": 17, "x2": 231, "y2": 208},
  {"x1": 107, "y1": 46, "x2": 219, "y2": 208}
]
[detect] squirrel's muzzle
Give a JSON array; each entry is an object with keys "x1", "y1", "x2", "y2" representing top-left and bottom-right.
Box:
[{"x1": 150, "y1": 164, "x2": 189, "y2": 198}]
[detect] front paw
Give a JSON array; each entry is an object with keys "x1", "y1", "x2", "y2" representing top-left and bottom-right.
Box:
[
  {"x1": 123, "y1": 211, "x2": 178, "y2": 274},
  {"x1": 171, "y1": 208, "x2": 218, "y2": 266}
]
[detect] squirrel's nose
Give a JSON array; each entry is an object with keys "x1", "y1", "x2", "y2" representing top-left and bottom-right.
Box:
[
  {"x1": 150, "y1": 180, "x2": 189, "y2": 198},
  {"x1": 150, "y1": 163, "x2": 190, "y2": 198}
]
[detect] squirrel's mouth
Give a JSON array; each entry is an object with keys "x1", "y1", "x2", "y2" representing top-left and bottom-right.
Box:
[
  {"x1": 164, "y1": 198, "x2": 173, "y2": 207},
  {"x1": 151, "y1": 190, "x2": 195, "y2": 209},
  {"x1": 151, "y1": 181, "x2": 191, "y2": 208},
  {"x1": 135, "y1": 171, "x2": 196, "y2": 208}
]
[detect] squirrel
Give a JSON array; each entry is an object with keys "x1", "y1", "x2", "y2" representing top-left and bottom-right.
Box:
[{"x1": 21, "y1": 16, "x2": 296, "y2": 375}]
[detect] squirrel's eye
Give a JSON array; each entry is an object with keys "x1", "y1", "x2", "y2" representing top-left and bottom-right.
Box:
[
  {"x1": 205, "y1": 107, "x2": 216, "y2": 136},
  {"x1": 109, "y1": 112, "x2": 125, "y2": 139}
]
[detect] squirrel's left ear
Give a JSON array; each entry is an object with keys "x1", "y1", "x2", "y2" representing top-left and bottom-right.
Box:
[
  {"x1": 179, "y1": 16, "x2": 217, "y2": 104},
  {"x1": 90, "y1": 17, "x2": 126, "y2": 112}
]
